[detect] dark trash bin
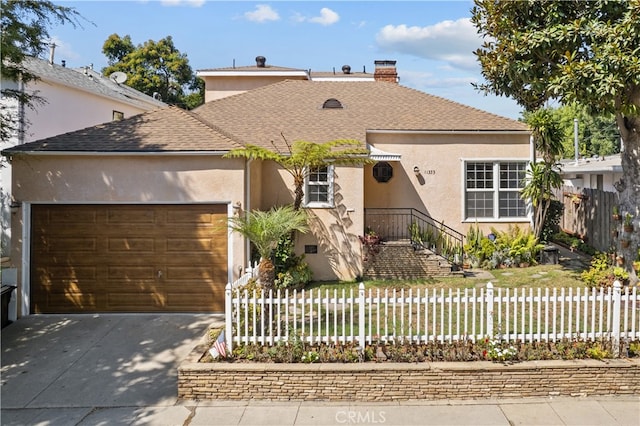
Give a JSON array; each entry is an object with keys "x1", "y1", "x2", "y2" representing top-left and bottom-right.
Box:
[
  {"x1": 541, "y1": 245, "x2": 559, "y2": 265},
  {"x1": 1, "y1": 285, "x2": 15, "y2": 328}
]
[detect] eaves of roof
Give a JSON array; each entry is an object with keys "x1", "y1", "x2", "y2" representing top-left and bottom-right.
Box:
[
  {"x1": 1, "y1": 106, "x2": 241, "y2": 155},
  {"x1": 23, "y1": 57, "x2": 166, "y2": 110}
]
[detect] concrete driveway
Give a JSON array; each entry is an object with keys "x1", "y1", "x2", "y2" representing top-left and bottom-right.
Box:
[{"x1": 1, "y1": 314, "x2": 220, "y2": 425}]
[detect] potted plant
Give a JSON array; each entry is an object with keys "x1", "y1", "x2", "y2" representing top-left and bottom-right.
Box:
[
  {"x1": 571, "y1": 194, "x2": 581, "y2": 205},
  {"x1": 360, "y1": 229, "x2": 381, "y2": 246},
  {"x1": 612, "y1": 206, "x2": 621, "y2": 221},
  {"x1": 623, "y1": 213, "x2": 634, "y2": 233},
  {"x1": 621, "y1": 239, "x2": 631, "y2": 249}
]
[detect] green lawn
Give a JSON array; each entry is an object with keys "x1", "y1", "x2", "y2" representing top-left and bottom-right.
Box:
[{"x1": 307, "y1": 263, "x2": 587, "y2": 292}]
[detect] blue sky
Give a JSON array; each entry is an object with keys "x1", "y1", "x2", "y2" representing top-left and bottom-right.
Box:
[{"x1": 50, "y1": 0, "x2": 523, "y2": 119}]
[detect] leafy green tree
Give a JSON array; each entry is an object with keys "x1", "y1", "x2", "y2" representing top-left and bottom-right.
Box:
[
  {"x1": 227, "y1": 205, "x2": 308, "y2": 290},
  {"x1": 472, "y1": 0, "x2": 640, "y2": 282},
  {"x1": 548, "y1": 104, "x2": 619, "y2": 159},
  {"x1": 224, "y1": 136, "x2": 371, "y2": 210},
  {"x1": 0, "y1": 0, "x2": 81, "y2": 142},
  {"x1": 101, "y1": 34, "x2": 203, "y2": 109}
]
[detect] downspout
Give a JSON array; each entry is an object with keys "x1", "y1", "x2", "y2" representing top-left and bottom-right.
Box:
[
  {"x1": 245, "y1": 158, "x2": 253, "y2": 270},
  {"x1": 18, "y1": 76, "x2": 25, "y2": 145}
]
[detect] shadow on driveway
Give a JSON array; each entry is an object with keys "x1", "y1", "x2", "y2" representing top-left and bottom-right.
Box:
[{"x1": 1, "y1": 314, "x2": 221, "y2": 409}]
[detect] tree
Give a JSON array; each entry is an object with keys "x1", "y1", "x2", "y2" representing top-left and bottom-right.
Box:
[
  {"x1": 551, "y1": 104, "x2": 620, "y2": 159},
  {"x1": 227, "y1": 205, "x2": 309, "y2": 290},
  {"x1": 521, "y1": 109, "x2": 565, "y2": 241},
  {"x1": 224, "y1": 135, "x2": 371, "y2": 210},
  {"x1": 472, "y1": 0, "x2": 640, "y2": 283},
  {"x1": 0, "y1": 0, "x2": 81, "y2": 142},
  {"x1": 101, "y1": 34, "x2": 203, "y2": 109}
]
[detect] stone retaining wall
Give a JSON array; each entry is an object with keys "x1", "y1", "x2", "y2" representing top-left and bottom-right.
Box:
[{"x1": 178, "y1": 356, "x2": 640, "y2": 401}]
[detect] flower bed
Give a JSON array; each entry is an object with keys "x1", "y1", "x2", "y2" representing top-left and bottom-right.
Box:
[{"x1": 177, "y1": 331, "x2": 640, "y2": 401}]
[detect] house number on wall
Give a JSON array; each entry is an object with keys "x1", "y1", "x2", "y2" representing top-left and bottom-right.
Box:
[{"x1": 424, "y1": 169, "x2": 436, "y2": 175}]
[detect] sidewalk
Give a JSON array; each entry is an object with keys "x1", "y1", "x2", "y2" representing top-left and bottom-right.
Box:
[
  {"x1": 2, "y1": 314, "x2": 639, "y2": 426},
  {"x1": 2, "y1": 395, "x2": 638, "y2": 425}
]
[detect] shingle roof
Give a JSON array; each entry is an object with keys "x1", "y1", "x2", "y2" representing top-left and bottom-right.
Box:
[
  {"x1": 5, "y1": 79, "x2": 529, "y2": 154},
  {"x1": 3, "y1": 106, "x2": 241, "y2": 153},
  {"x1": 194, "y1": 80, "x2": 529, "y2": 151},
  {"x1": 23, "y1": 57, "x2": 166, "y2": 110}
]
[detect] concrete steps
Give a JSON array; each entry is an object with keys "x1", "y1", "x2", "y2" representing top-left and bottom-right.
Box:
[{"x1": 362, "y1": 241, "x2": 458, "y2": 280}]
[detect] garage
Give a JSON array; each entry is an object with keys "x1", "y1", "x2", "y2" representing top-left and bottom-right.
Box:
[{"x1": 30, "y1": 204, "x2": 228, "y2": 313}]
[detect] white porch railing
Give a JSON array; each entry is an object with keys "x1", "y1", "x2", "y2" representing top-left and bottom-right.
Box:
[{"x1": 224, "y1": 281, "x2": 639, "y2": 357}]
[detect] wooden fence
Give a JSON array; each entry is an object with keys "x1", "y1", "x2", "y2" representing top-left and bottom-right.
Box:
[
  {"x1": 557, "y1": 185, "x2": 618, "y2": 252},
  {"x1": 224, "y1": 282, "x2": 639, "y2": 357}
]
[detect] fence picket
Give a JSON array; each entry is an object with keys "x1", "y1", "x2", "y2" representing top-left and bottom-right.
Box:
[{"x1": 227, "y1": 282, "x2": 640, "y2": 358}]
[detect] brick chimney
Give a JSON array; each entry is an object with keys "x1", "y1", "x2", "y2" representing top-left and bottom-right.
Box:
[{"x1": 374, "y1": 60, "x2": 398, "y2": 83}]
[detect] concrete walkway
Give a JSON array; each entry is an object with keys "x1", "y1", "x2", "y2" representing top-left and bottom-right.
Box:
[{"x1": 2, "y1": 315, "x2": 639, "y2": 426}]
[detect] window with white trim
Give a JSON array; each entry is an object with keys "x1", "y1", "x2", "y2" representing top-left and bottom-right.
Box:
[
  {"x1": 304, "y1": 165, "x2": 334, "y2": 208},
  {"x1": 465, "y1": 161, "x2": 527, "y2": 220}
]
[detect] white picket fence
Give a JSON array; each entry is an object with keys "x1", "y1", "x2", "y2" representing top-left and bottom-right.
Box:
[{"x1": 224, "y1": 281, "x2": 640, "y2": 357}]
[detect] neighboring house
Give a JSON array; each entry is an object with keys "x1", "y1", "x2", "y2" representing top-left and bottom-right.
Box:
[
  {"x1": 2, "y1": 59, "x2": 531, "y2": 317},
  {"x1": 559, "y1": 154, "x2": 623, "y2": 193},
  {"x1": 1, "y1": 54, "x2": 166, "y2": 259}
]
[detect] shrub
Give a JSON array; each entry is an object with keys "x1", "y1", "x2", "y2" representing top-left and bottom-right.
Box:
[
  {"x1": 465, "y1": 224, "x2": 543, "y2": 269},
  {"x1": 553, "y1": 231, "x2": 597, "y2": 255},
  {"x1": 580, "y1": 252, "x2": 629, "y2": 288}
]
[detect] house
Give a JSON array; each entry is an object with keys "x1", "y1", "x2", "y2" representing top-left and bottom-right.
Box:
[
  {"x1": 559, "y1": 154, "x2": 623, "y2": 193},
  {"x1": 1, "y1": 59, "x2": 531, "y2": 316},
  {"x1": 196, "y1": 55, "x2": 378, "y2": 102},
  {"x1": 1, "y1": 53, "x2": 166, "y2": 262}
]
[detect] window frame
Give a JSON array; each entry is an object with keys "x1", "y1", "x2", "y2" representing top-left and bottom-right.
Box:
[
  {"x1": 304, "y1": 165, "x2": 334, "y2": 208},
  {"x1": 463, "y1": 160, "x2": 529, "y2": 222}
]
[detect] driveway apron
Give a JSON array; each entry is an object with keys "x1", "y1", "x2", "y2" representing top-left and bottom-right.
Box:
[{"x1": 1, "y1": 314, "x2": 220, "y2": 410}]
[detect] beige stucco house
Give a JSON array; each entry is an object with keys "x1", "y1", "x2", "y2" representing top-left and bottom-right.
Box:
[{"x1": 2, "y1": 59, "x2": 531, "y2": 317}]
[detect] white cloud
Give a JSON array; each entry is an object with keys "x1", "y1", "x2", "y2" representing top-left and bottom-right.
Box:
[
  {"x1": 376, "y1": 18, "x2": 481, "y2": 71},
  {"x1": 160, "y1": 0, "x2": 205, "y2": 7},
  {"x1": 244, "y1": 4, "x2": 280, "y2": 23},
  {"x1": 294, "y1": 8, "x2": 340, "y2": 26},
  {"x1": 309, "y1": 8, "x2": 339, "y2": 26}
]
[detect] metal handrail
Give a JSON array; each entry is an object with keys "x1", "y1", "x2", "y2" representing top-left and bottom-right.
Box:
[{"x1": 363, "y1": 208, "x2": 464, "y2": 266}]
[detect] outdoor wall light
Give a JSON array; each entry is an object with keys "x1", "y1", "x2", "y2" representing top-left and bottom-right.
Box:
[
  {"x1": 232, "y1": 201, "x2": 242, "y2": 215},
  {"x1": 413, "y1": 166, "x2": 420, "y2": 176}
]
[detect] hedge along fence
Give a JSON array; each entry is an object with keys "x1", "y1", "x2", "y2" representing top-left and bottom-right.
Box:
[{"x1": 224, "y1": 282, "x2": 640, "y2": 357}]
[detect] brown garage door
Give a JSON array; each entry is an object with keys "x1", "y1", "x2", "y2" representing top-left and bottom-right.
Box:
[{"x1": 31, "y1": 204, "x2": 228, "y2": 313}]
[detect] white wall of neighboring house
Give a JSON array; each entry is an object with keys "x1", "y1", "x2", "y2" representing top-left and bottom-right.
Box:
[
  {"x1": 0, "y1": 78, "x2": 20, "y2": 259},
  {"x1": 21, "y1": 77, "x2": 150, "y2": 143}
]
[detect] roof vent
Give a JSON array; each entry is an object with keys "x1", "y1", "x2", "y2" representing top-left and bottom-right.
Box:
[
  {"x1": 322, "y1": 98, "x2": 343, "y2": 109},
  {"x1": 341, "y1": 65, "x2": 351, "y2": 74},
  {"x1": 255, "y1": 56, "x2": 266, "y2": 67}
]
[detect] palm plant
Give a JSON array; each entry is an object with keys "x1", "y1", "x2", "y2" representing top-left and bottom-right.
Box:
[
  {"x1": 227, "y1": 205, "x2": 309, "y2": 290},
  {"x1": 224, "y1": 135, "x2": 371, "y2": 211},
  {"x1": 521, "y1": 108, "x2": 565, "y2": 240}
]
